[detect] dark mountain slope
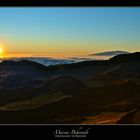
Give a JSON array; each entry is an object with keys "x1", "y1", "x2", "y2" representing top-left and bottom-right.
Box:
[
  {"x1": 109, "y1": 52, "x2": 140, "y2": 62},
  {"x1": 0, "y1": 52, "x2": 140, "y2": 84},
  {"x1": 0, "y1": 60, "x2": 47, "y2": 73},
  {"x1": 41, "y1": 76, "x2": 88, "y2": 95},
  {"x1": 87, "y1": 53, "x2": 140, "y2": 86},
  {"x1": 0, "y1": 79, "x2": 139, "y2": 123}
]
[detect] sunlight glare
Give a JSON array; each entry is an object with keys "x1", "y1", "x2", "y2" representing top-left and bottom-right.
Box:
[{"x1": 0, "y1": 46, "x2": 3, "y2": 54}]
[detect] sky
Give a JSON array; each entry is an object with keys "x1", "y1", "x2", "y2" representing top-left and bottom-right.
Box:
[{"x1": 0, "y1": 8, "x2": 140, "y2": 56}]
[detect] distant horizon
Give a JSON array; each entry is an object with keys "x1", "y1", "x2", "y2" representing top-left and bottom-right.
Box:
[{"x1": 0, "y1": 49, "x2": 134, "y2": 58}]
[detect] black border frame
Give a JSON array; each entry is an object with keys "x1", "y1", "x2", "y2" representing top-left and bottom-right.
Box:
[{"x1": 0, "y1": 0, "x2": 140, "y2": 139}]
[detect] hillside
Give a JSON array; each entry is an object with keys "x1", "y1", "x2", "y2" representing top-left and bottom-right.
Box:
[{"x1": 0, "y1": 52, "x2": 139, "y2": 123}]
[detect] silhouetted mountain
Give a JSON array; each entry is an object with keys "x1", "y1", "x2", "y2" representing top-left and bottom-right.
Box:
[
  {"x1": 91, "y1": 50, "x2": 130, "y2": 56},
  {"x1": 0, "y1": 60, "x2": 47, "y2": 88},
  {"x1": 0, "y1": 52, "x2": 140, "y2": 89},
  {"x1": 109, "y1": 52, "x2": 140, "y2": 62},
  {"x1": 41, "y1": 76, "x2": 88, "y2": 94},
  {"x1": 0, "y1": 60, "x2": 46, "y2": 72},
  {"x1": 43, "y1": 52, "x2": 140, "y2": 79}
]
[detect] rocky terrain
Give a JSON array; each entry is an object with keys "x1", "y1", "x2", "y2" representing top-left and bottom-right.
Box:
[{"x1": 0, "y1": 52, "x2": 139, "y2": 124}]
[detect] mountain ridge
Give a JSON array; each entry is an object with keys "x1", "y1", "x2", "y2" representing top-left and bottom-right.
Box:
[{"x1": 90, "y1": 50, "x2": 130, "y2": 56}]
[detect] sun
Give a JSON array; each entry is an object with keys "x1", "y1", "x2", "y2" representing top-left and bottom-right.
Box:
[{"x1": 0, "y1": 47, "x2": 3, "y2": 54}]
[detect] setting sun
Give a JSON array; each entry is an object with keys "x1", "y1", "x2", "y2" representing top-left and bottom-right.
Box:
[{"x1": 0, "y1": 47, "x2": 3, "y2": 54}]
